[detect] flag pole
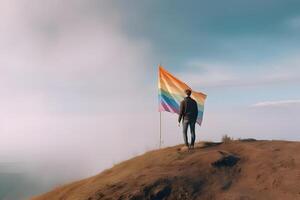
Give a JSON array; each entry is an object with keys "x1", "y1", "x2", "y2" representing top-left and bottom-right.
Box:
[
  {"x1": 159, "y1": 111, "x2": 162, "y2": 148},
  {"x1": 158, "y1": 63, "x2": 162, "y2": 149}
]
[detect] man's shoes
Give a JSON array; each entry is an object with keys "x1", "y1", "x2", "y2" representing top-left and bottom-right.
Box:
[
  {"x1": 181, "y1": 144, "x2": 195, "y2": 152},
  {"x1": 180, "y1": 145, "x2": 189, "y2": 151}
]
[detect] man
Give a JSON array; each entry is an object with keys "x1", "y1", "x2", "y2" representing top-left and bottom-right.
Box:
[{"x1": 178, "y1": 89, "x2": 198, "y2": 149}]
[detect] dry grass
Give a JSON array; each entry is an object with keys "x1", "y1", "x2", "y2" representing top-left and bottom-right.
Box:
[{"x1": 221, "y1": 134, "x2": 234, "y2": 144}]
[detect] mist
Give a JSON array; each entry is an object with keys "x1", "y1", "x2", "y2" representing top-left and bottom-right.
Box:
[{"x1": 0, "y1": 0, "x2": 159, "y2": 198}]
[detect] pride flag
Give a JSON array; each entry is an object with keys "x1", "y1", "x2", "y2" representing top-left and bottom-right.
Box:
[{"x1": 158, "y1": 66, "x2": 207, "y2": 125}]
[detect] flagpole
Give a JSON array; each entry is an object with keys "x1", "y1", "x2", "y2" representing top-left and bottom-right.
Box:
[
  {"x1": 159, "y1": 111, "x2": 162, "y2": 148},
  {"x1": 158, "y1": 63, "x2": 162, "y2": 149}
]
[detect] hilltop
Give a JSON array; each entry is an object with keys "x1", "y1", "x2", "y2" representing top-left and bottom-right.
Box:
[{"x1": 31, "y1": 140, "x2": 300, "y2": 200}]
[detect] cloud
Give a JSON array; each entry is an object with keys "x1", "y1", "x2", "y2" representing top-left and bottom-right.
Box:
[
  {"x1": 179, "y1": 61, "x2": 236, "y2": 88},
  {"x1": 251, "y1": 100, "x2": 300, "y2": 108},
  {"x1": 285, "y1": 15, "x2": 300, "y2": 30},
  {"x1": 0, "y1": 0, "x2": 158, "y2": 197},
  {"x1": 180, "y1": 57, "x2": 300, "y2": 88}
]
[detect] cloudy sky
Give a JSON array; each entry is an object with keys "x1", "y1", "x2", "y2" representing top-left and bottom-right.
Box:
[{"x1": 1, "y1": 0, "x2": 300, "y2": 198}]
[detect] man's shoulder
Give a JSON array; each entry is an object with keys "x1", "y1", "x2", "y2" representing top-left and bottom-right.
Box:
[
  {"x1": 182, "y1": 97, "x2": 197, "y2": 104},
  {"x1": 189, "y1": 98, "x2": 197, "y2": 105},
  {"x1": 186, "y1": 97, "x2": 195, "y2": 101}
]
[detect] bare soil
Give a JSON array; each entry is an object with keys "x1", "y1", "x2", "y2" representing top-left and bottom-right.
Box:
[{"x1": 31, "y1": 140, "x2": 300, "y2": 200}]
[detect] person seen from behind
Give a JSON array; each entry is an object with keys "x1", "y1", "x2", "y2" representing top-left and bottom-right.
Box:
[{"x1": 178, "y1": 89, "x2": 198, "y2": 150}]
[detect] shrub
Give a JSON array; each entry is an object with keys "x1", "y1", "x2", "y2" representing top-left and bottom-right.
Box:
[{"x1": 222, "y1": 134, "x2": 234, "y2": 143}]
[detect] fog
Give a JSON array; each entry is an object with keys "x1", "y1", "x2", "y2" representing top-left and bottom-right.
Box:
[{"x1": 0, "y1": 1, "x2": 160, "y2": 198}]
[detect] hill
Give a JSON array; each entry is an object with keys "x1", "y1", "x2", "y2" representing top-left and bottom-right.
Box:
[{"x1": 31, "y1": 140, "x2": 300, "y2": 200}]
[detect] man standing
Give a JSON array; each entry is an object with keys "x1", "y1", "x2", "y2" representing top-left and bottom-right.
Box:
[{"x1": 178, "y1": 89, "x2": 198, "y2": 149}]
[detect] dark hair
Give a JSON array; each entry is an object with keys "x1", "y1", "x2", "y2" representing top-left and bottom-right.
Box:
[{"x1": 185, "y1": 89, "x2": 192, "y2": 96}]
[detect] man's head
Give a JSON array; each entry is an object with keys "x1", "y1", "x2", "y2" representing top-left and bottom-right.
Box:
[{"x1": 185, "y1": 89, "x2": 192, "y2": 97}]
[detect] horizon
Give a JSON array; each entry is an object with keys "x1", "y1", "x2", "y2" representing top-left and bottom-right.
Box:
[{"x1": 1, "y1": 0, "x2": 300, "y2": 199}]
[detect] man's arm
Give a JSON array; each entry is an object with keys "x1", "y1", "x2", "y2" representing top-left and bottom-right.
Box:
[
  {"x1": 195, "y1": 101, "x2": 198, "y2": 119},
  {"x1": 178, "y1": 100, "x2": 185, "y2": 123}
]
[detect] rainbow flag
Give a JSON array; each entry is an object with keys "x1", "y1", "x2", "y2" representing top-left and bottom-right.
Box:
[{"x1": 158, "y1": 66, "x2": 207, "y2": 125}]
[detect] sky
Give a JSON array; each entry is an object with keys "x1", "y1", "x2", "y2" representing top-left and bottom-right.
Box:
[{"x1": 1, "y1": 0, "x2": 300, "y2": 199}]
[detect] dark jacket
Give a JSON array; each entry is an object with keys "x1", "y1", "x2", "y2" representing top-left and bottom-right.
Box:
[{"x1": 178, "y1": 96, "x2": 198, "y2": 123}]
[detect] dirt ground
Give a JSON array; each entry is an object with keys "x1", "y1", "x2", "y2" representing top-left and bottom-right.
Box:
[{"x1": 31, "y1": 140, "x2": 300, "y2": 200}]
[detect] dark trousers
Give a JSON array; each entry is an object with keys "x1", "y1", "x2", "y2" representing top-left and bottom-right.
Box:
[{"x1": 182, "y1": 119, "x2": 196, "y2": 147}]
